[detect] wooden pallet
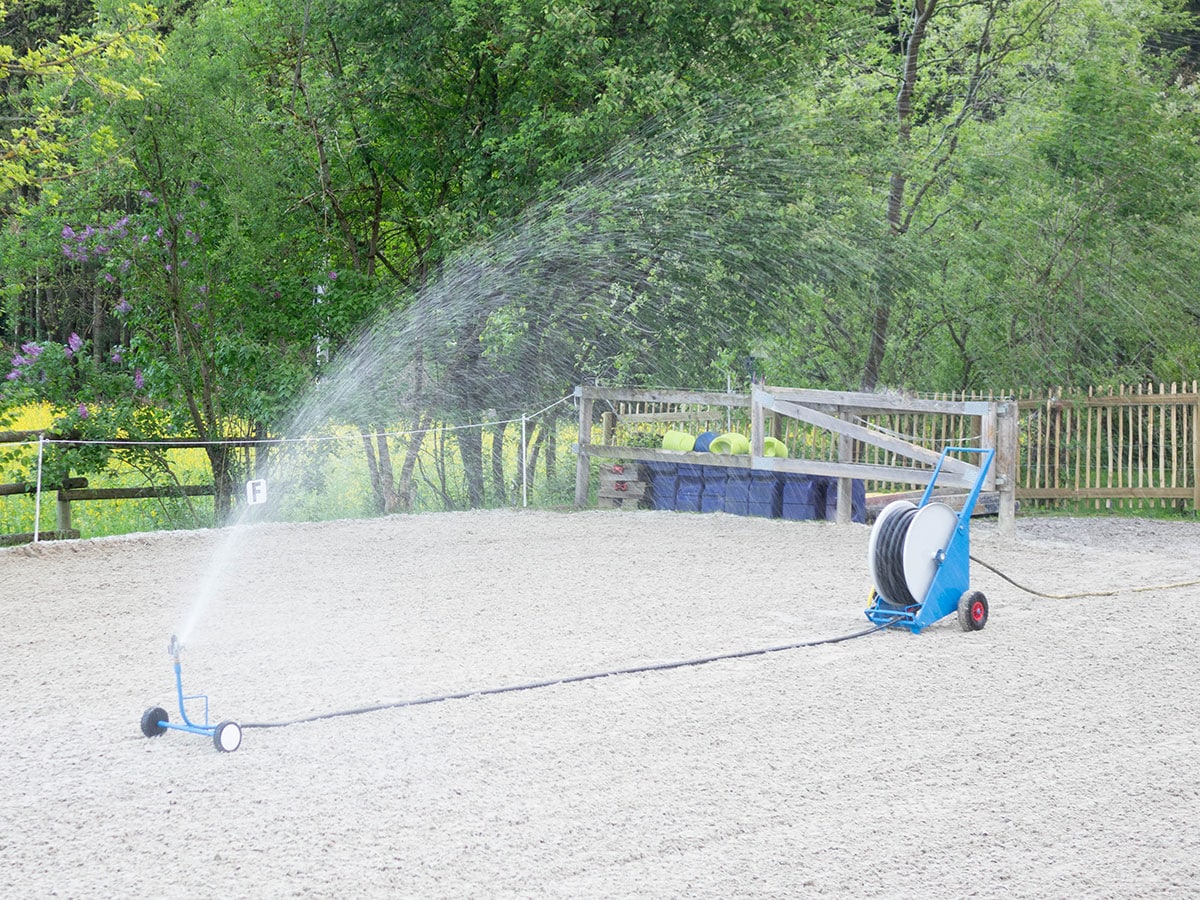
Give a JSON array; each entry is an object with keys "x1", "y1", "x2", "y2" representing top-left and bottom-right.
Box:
[{"x1": 597, "y1": 463, "x2": 650, "y2": 509}]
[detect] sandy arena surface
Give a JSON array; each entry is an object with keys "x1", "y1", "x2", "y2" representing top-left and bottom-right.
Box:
[{"x1": 2, "y1": 508, "x2": 1199, "y2": 898}]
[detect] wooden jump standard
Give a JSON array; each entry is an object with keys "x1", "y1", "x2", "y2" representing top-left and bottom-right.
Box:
[{"x1": 573, "y1": 385, "x2": 1018, "y2": 534}]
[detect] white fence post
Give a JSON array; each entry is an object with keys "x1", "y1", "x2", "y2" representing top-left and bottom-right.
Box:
[{"x1": 33, "y1": 435, "x2": 45, "y2": 543}]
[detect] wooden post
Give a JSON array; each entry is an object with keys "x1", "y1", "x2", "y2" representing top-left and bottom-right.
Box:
[
  {"x1": 601, "y1": 411, "x2": 615, "y2": 445},
  {"x1": 980, "y1": 404, "x2": 998, "y2": 491},
  {"x1": 574, "y1": 388, "x2": 594, "y2": 508},
  {"x1": 56, "y1": 488, "x2": 72, "y2": 533},
  {"x1": 996, "y1": 401, "x2": 1018, "y2": 535},
  {"x1": 1193, "y1": 399, "x2": 1200, "y2": 513},
  {"x1": 750, "y1": 386, "x2": 765, "y2": 458},
  {"x1": 836, "y1": 410, "x2": 852, "y2": 524}
]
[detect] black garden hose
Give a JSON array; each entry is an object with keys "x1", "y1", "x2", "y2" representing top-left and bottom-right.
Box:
[
  {"x1": 242, "y1": 623, "x2": 888, "y2": 729},
  {"x1": 969, "y1": 554, "x2": 1200, "y2": 600}
]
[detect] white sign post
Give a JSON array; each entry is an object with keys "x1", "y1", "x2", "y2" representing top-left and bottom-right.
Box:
[{"x1": 245, "y1": 479, "x2": 268, "y2": 506}]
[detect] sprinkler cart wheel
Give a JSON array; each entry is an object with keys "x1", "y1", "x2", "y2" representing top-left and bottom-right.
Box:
[
  {"x1": 213, "y1": 720, "x2": 242, "y2": 753},
  {"x1": 957, "y1": 590, "x2": 989, "y2": 632},
  {"x1": 140, "y1": 706, "x2": 169, "y2": 737}
]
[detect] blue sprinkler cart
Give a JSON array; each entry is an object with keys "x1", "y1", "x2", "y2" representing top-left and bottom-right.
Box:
[
  {"x1": 865, "y1": 447, "x2": 995, "y2": 633},
  {"x1": 140, "y1": 635, "x2": 242, "y2": 752}
]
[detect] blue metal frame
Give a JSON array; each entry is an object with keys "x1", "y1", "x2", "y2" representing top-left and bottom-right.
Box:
[
  {"x1": 152, "y1": 636, "x2": 218, "y2": 740},
  {"x1": 865, "y1": 447, "x2": 995, "y2": 633}
]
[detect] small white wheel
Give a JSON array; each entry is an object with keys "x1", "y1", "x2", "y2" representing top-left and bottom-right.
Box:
[{"x1": 213, "y1": 720, "x2": 242, "y2": 752}]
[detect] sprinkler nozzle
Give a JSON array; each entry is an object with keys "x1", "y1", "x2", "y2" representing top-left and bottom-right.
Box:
[{"x1": 167, "y1": 633, "x2": 183, "y2": 661}]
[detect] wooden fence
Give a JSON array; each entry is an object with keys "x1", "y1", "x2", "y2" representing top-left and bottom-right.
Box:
[
  {"x1": 0, "y1": 431, "x2": 216, "y2": 545},
  {"x1": 575, "y1": 385, "x2": 1017, "y2": 529},
  {"x1": 1015, "y1": 382, "x2": 1200, "y2": 510},
  {"x1": 3, "y1": 381, "x2": 1196, "y2": 544},
  {"x1": 583, "y1": 381, "x2": 1200, "y2": 517}
]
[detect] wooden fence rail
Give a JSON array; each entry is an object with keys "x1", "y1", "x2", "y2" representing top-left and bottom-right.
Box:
[
  {"x1": 581, "y1": 381, "x2": 1200, "y2": 518},
  {"x1": 574, "y1": 385, "x2": 1017, "y2": 530},
  {"x1": 0, "y1": 475, "x2": 215, "y2": 543}
]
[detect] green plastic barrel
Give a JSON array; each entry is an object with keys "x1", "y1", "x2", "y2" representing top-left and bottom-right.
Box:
[
  {"x1": 661, "y1": 430, "x2": 696, "y2": 452},
  {"x1": 763, "y1": 437, "x2": 789, "y2": 458},
  {"x1": 708, "y1": 432, "x2": 750, "y2": 454}
]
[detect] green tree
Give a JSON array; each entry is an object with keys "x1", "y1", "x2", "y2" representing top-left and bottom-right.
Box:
[{"x1": 311, "y1": 0, "x2": 844, "y2": 506}]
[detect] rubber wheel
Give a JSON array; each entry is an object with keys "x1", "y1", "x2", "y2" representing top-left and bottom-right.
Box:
[
  {"x1": 141, "y1": 706, "x2": 169, "y2": 737},
  {"x1": 213, "y1": 720, "x2": 242, "y2": 753},
  {"x1": 957, "y1": 590, "x2": 989, "y2": 632}
]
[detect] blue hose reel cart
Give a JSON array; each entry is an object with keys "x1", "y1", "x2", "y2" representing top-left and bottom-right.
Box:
[{"x1": 865, "y1": 447, "x2": 994, "y2": 633}]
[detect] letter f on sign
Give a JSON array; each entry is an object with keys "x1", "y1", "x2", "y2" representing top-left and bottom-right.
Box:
[{"x1": 245, "y1": 479, "x2": 267, "y2": 505}]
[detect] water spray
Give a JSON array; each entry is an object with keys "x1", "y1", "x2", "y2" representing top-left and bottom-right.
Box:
[{"x1": 139, "y1": 634, "x2": 242, "y2": 752}]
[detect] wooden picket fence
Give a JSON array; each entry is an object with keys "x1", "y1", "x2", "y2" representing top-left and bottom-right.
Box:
[{"x1": 1014, "y1": 382, "x2": 1200, "y2": 510}]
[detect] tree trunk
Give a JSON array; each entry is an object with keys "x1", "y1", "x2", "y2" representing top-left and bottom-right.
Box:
[
  {"x1": 206, "y1": 443, "x2": 235, "y2": 522},
  {"x1": 396, "y1": 414, "x2": 429, "y2": 512},
  {"x1": 459, "y1": 427, "x2": 485, "y2": 508},
  {"x1": 525, "y1": 423, "x2": 547, "y2": 494},
  {"x1": 544, "y1": 412, "x2": 556, "y2": 481},
  {"x1": 490, "y1": 422, "x2": 507, "y2": 505},
  {"x1": 362, "y1": 427, "x2": 401, "y2": 513},
  {"x1": 380, "y1": 432, "x2": 400, "y2": 512},
  {"x1": 861, "y1": 0, "x2": 938, "y2": 391},
  {"x1": 91, "y1": 288, "x2": 104, "y2": 368}
]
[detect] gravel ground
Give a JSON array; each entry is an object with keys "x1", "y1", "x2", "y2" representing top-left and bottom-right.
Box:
[{"x1": 2, "y1": 508, "x2": 1198, "y2": 898}]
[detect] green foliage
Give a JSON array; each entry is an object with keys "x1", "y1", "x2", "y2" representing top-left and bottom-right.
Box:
[
  {"x1": 0, "y1": 332, "x2": 145, "y2": 484},
  {"x1": 3, "y1": 0, "x2": 1200, "y2": 522}
]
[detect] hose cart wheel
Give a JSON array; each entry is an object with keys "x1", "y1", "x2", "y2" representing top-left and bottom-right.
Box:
[{"x1": 957, "y1": 590, "x2": 989, "y2": 631}]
